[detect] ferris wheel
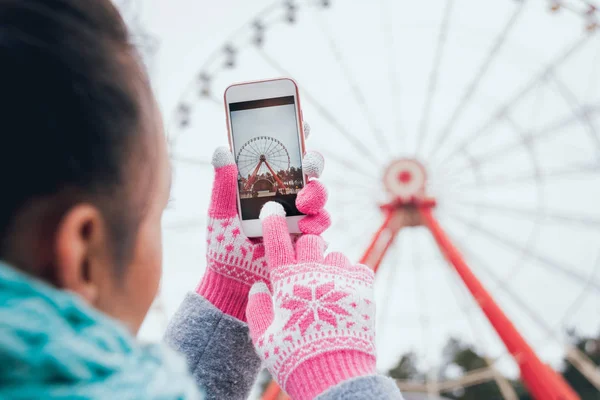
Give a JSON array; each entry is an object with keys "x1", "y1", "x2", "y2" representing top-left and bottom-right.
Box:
[
  {"x1": 236, "y1": 136, "x2": 291, "y2": 192},
  {"x1": 165, "y1": 0, "x2": 600, "y2": 398}
]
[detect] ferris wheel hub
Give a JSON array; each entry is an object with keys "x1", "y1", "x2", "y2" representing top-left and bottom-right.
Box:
[{"x1": 382, "y1": 159, "x2": 428, "y2": 204}]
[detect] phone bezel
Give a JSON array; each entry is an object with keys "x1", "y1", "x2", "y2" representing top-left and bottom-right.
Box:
[{"x1": 224, "y1": 77, "x2": 307, "y2": 238}]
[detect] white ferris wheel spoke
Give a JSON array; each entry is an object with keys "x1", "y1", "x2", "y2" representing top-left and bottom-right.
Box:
[
  {"x1": 415, "y1": 0, "x2": 455, "y2": 157},
  {"x1": 256, "y1": 47, "x2": 383, "y2": 167},
  {"x1": 442, "y1": 104, "x2": 600, "y2": 179},
  {"x1": 426, "y1": 2, "x2": 527, "y2": 160},
  {"x1": 313, "y1": 7, "x2": 394, "y2": 158},
  {"x1": 379, "y1": 0, "x2": 407, "y2": 150},
  {"x1": 433, "y1": 34, "x2": 596, "y2": 168},
  {"x1": 447, "y1": 211, "x2": 600, "y2": 291}
]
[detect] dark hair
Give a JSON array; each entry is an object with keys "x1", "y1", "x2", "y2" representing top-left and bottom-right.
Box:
[{"x1": 0, "y1": 0, "x2": 150, "y2": 271}]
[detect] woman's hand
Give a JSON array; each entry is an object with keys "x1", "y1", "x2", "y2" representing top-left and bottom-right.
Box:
[
  {"x1": 196, "y1": 147, "x2": 328, "y2": 322},
  {"x1": 245, "y1": 176, "x2": 376, "y2": 400}
]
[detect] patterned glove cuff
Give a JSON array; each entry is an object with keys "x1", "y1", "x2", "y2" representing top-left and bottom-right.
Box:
[
  {"x1": 196, "y1": 268, "x2": 251, "y2": 322},
  {"x1": 284, "y1": 350, "x2": 376, "y2": 400}
]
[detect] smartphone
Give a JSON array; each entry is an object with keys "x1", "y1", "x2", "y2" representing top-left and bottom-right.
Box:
[{"x1": 224, "y1": 78, "x2": 307, "y2": 238}]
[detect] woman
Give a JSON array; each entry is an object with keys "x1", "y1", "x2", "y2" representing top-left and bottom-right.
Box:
[{"x1": 0, "y1": 1, "x2": 403, "y2": 399}]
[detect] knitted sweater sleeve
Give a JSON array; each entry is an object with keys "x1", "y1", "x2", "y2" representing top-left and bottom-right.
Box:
[
  {"x1": 317, "y1": 375, "x2": 405, "y2": 399},
  {"x1": 163, "y1": 292, "x2": 261, "y2": 400}
]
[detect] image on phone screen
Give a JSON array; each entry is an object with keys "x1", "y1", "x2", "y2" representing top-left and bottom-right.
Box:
[{"x1": 229, "y1": 95, "x2": 304, "y2": 220}]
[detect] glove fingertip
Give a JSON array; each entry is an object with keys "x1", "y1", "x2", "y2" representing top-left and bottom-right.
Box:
[
  {"x1": 303, "y1": 121, "x2": 311, "y2": 139},
  {"x1": 298, "y1": 211, "x2": 331, "y2": 235},
  {"x1": 302, "y1": 151, "x2": 324, "y2": 179},
  {"x1": 208, "y1": 148, "x2": 238, "y2": 218},
  {"x1": 212, "y1": 146, "x2": 236, "y2": 169},
  {"x1": 297, "y1": 180, "x2": 327, "y2": 214},
  {"x1": 260, "y1": 201, "x2": 286, "y2": 219}
]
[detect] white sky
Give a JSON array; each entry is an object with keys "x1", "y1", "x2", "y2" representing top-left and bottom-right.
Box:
[
  {"x1": 230, "y1": 104, "x2": 303, "y2": 174},
  {"x1": 126, "y1": 0, "x2": 600, "y2": 393}
]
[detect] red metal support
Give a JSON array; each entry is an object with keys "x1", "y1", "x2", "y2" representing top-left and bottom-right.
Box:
[
  {"x1": 419, "y1": 207, "x2": 580, "y2": 400},
  {"x1": 244, "y1": 160, "x2": 265, "y2": 190},
  {"x1": 263, "y1": 160, "x2": 287, "y2": 192},
  {"x1": 359, "y1": 211, "x2": 396, "y2": 272},
  {"x1": 244, "y1": 158, "x2": 287, "y2": 192}
]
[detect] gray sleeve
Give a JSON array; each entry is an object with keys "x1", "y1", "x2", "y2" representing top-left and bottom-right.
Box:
[
  {"x1": 163, "y1": 292, "x2": 262, "y2": 400},
  {"x1": 316, "y1": 375, "x2": 404, "y2": 400}
]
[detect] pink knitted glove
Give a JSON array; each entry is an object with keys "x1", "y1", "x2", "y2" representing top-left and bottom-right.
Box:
[
  {"x1": 196, "y1": 147, "x2": 329, "y2": 322},
  {"x1": 246, "y1": 204, "x2": 376, "y2": 399}
]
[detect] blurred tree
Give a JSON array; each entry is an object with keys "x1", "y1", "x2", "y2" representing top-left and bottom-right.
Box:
[
  {"x1": 362, "y1": 331, "x2": 600, "y2": 400},
  {"x1": 511, "y1": 380, "x2": 533, "y2": 400},
  {"x1": 388, "y1": 351, "x2": 420, "y2": 380},
  {"x1": 561, "y1": 330, "x2": 600, "y2": 400},
  {"x1": 288, "y1": 166, "x2": 303, "y2": 186},
  {"x1": 440, "y1": 337, "x2": 505, "y2": 400}
]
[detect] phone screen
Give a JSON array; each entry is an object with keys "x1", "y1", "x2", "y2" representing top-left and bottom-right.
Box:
[{"x1": 229, "y1": 95, "x2": 305, "y2": 220}]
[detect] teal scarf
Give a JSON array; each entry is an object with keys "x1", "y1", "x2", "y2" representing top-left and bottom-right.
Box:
[{"x1": 0, "y1": 262, "x2": 202, "y2": 399}]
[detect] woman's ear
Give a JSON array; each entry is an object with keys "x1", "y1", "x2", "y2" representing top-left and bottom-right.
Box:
[{"x1": 54, "y1": 204, "x2": 108, "y2": 304}]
